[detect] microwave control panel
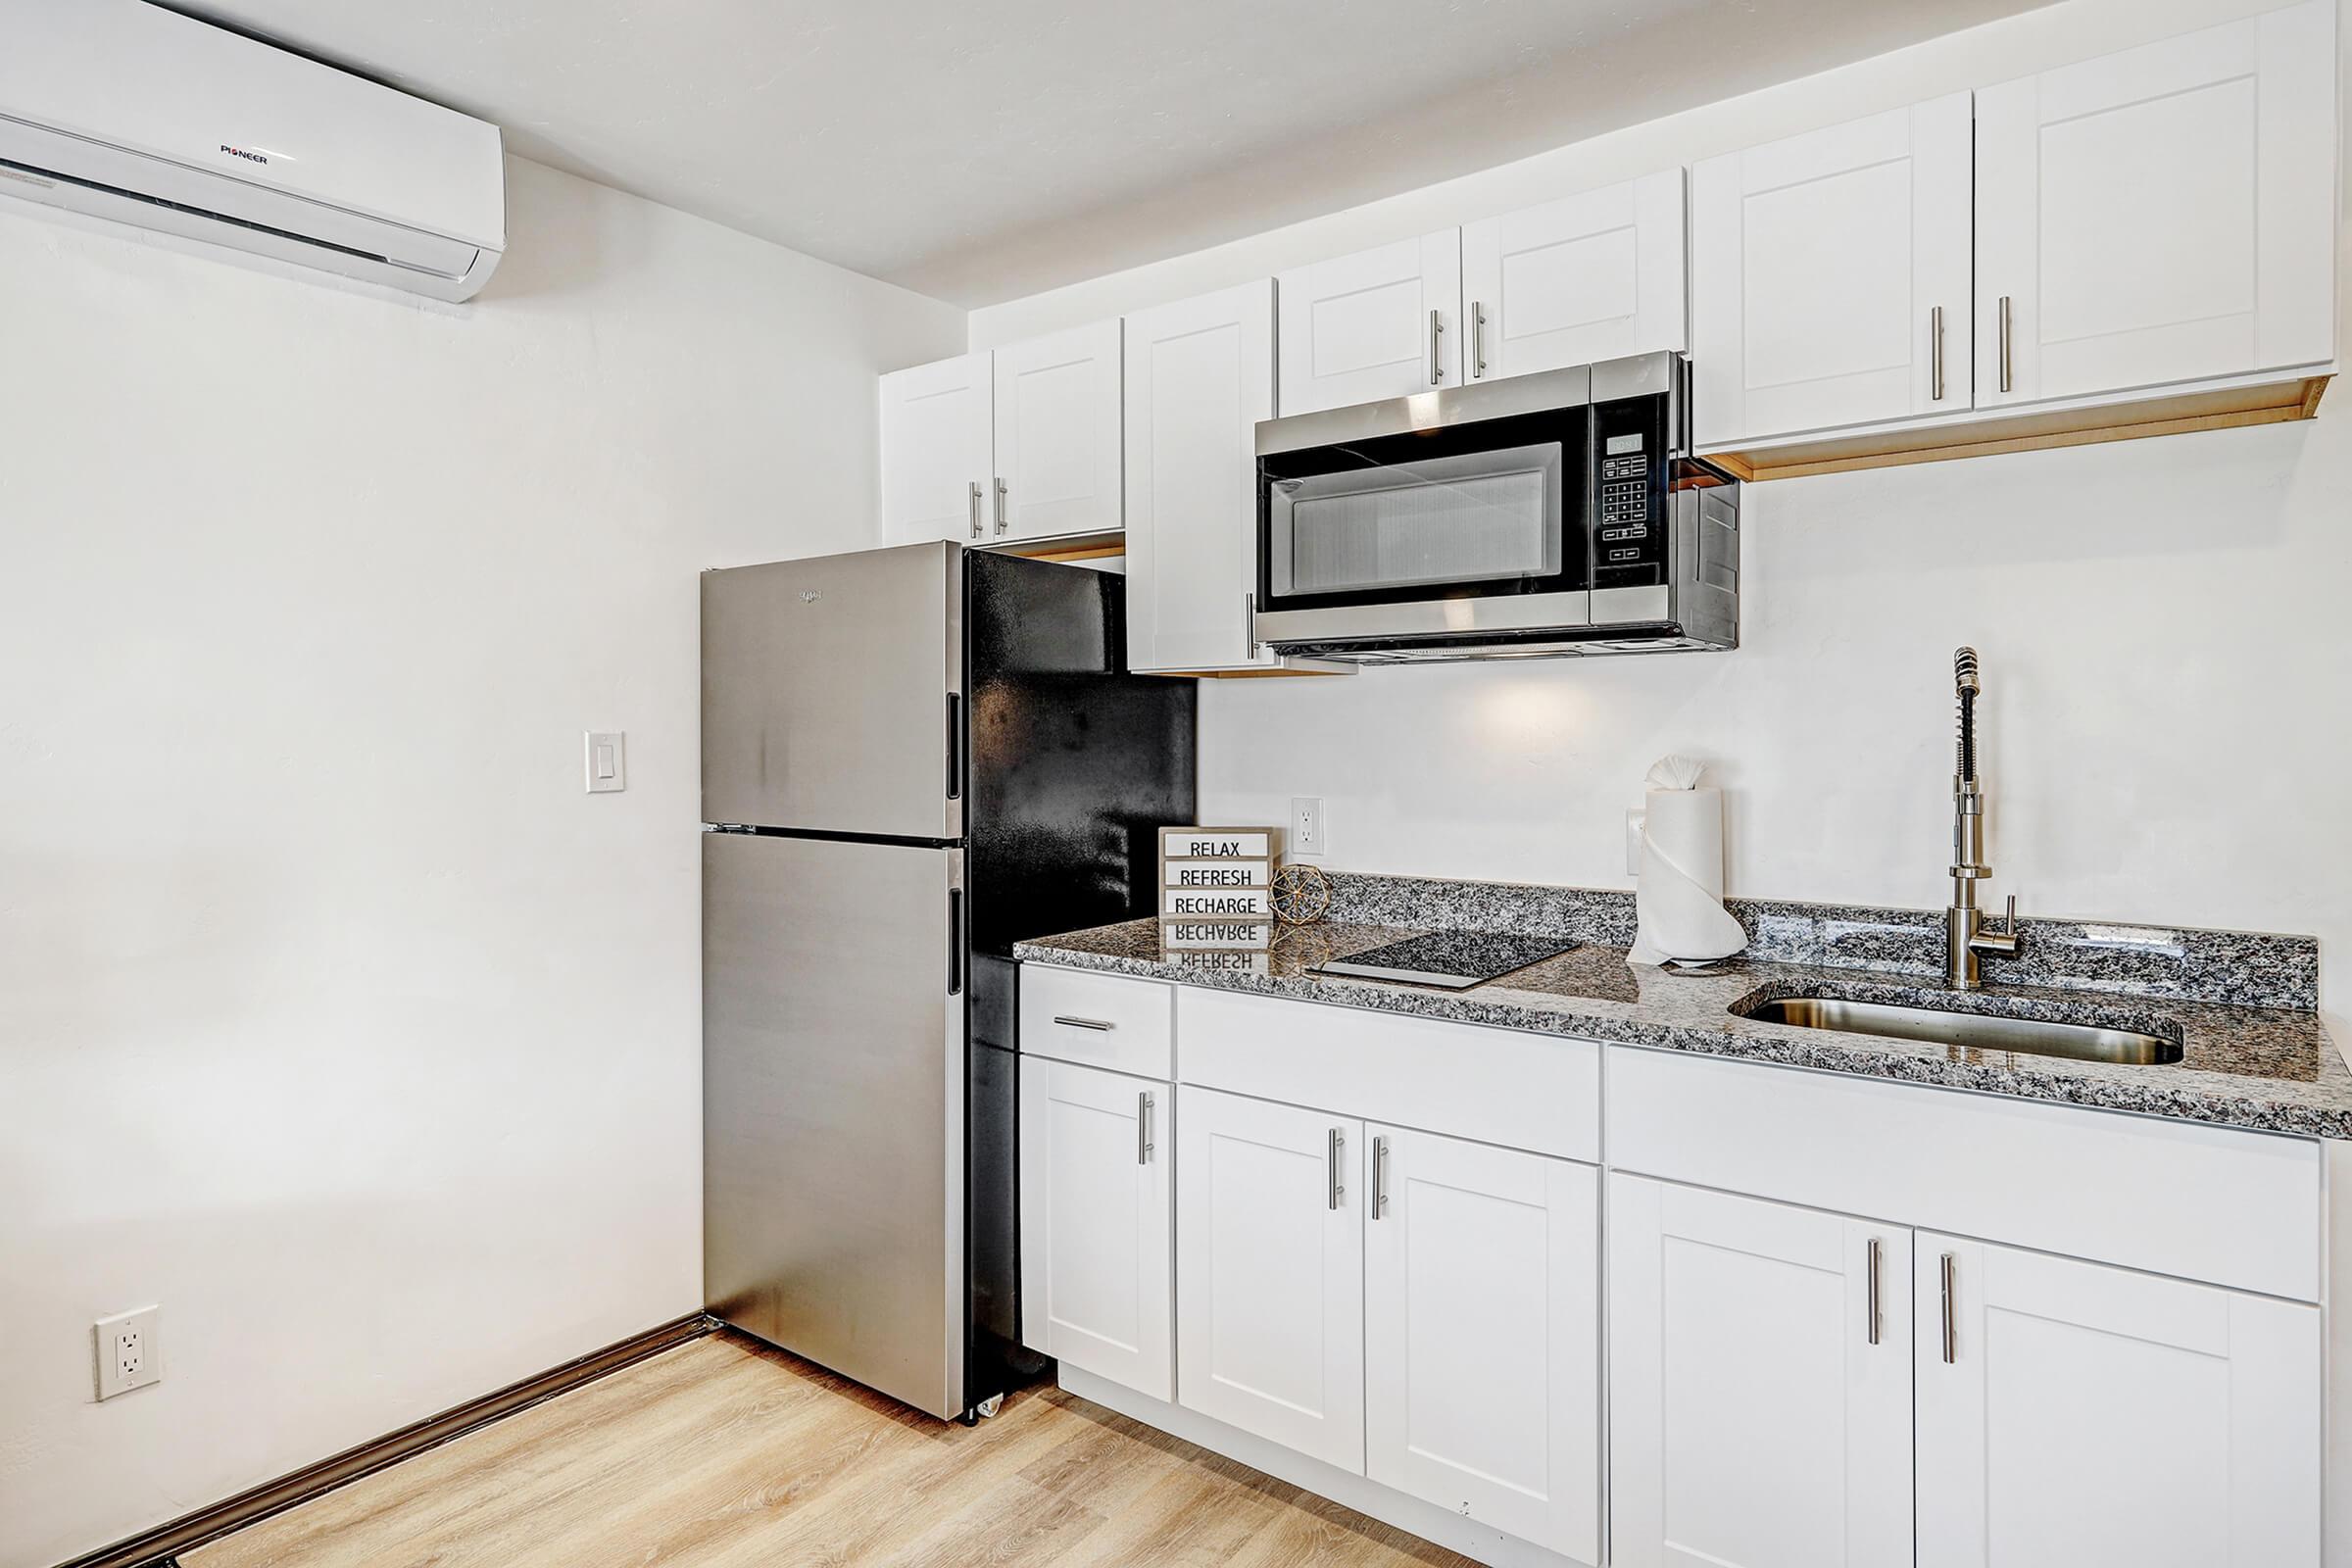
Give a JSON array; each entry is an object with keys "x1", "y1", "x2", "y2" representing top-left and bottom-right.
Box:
[{"x1": 1592, "y1": 393, "x2": 1671, "y2": 592}]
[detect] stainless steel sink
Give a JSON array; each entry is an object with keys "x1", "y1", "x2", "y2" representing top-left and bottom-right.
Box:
[{"x1": 1741, "y1": 995, "x2": 2183, "y2": 1065}]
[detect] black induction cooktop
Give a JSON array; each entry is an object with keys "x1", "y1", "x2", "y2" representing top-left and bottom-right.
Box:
[{"x1": 1310, "y1": 930, "x2": 1581, "y2": 990}]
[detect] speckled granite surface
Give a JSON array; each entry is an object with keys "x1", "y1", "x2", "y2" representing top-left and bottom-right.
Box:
[
  {"x1": 1319, "y1": 872, "x2": 2320, "y2": 1009},
  {"x1": 1015, "y1": 913, "x2": 2351, "y2": 1140}
]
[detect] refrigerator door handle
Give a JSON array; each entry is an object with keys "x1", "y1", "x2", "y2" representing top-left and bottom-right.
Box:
[
  {"x1": 947, "y1": 889, "x2": 964, "y2": 996},
  {"x1": 945, "y1": 693, "x2": 963, "y2": 802}
]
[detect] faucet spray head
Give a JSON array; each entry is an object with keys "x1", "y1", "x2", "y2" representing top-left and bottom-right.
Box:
[
  {"x1": 1954, "y1": 646, "x2": 1981, "y2": 696},
  {"x1": 1953, "y1": 647, "x2": 1981, "y2": 786}
]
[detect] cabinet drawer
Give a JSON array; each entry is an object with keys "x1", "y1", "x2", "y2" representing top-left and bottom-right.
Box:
[
  {"x1": 1020, "y1": 965, "x2": 1175, "y2": 1079},
  {"x1": 1179, "y1": 988, "x2": 1599, "y2": 1162},
  {"x1": 1607, "y1": 1045, "x2": 2324, "y2": 1301}
]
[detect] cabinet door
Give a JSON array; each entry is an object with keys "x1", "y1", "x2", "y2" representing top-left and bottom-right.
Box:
[
  {"x1": 1176, "y1": 1087, "x2": 1364, "y2": 1471},
  {"x1": 1276, "y1": 230, "x2": 1461, "y2": 415},
  {"x1": 878, "y1": 351, "x2": 992, "y2": 546},
  {"x1": 1460, "y1": 169, "x2": 1687, "y2": 381},
  {"x1": 1609, "y1": 1175, "x2": 1913, "y2": 1568},
  {"x1": 1916, "y1": 1236, "x2": 2321, "y2": 1568},
  {"x1": 1974, "y1": 1, "x2": 2335, "y2": 410},
  {"x1": 1691, "y1": 94, "x2": 1973, "y2": 449},
  {"x1": 1018, "y1": 1057, "x2": 1172, "y2": 1400},
  {"x1": 1364, "y1": 1127, "x2": 1599, "y2": 1563},
  {"x1": 1123, "y1": 280, "x2": 1275, "y2": 674},
  {"x1": 990, "y1": 319, "x2": 1123, "y2": 541}
]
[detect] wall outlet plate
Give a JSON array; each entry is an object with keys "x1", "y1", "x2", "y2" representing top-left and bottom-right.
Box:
[
  {"x1": 1290, "y1": 797, "x2": 1325, "y2": 858},
  {"x1": 94, "y1": 1305, "x2": 160, "y2": 1399},
  {"x1": 1626, "y1": 808, "x2": 1646, "y2": 876}
]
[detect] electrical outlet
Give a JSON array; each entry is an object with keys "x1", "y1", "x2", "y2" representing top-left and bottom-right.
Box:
[
  {"x1": 1626, "y1": 809, "x2": 1646, "y2": 876},
  {"x1": 94, "y1": 1305, "x2": 160, "y2": 1400},
  {"x1": 1290, "y1": 797, "x2": 1326, "y2": 858}
]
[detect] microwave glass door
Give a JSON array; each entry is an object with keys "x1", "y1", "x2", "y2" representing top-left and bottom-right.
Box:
[{"x1": 1258, "y1": 407, "x2": 1591, "y2": 613}]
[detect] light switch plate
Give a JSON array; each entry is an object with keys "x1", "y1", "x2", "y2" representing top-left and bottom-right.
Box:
[{"x1": 585, "y1": 732, "x2": 626, "y2": 794}]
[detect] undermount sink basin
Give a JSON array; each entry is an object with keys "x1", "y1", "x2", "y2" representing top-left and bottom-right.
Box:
[{"x1": 1742, "y1": 995, "x2": 2184, "y2": 1066}]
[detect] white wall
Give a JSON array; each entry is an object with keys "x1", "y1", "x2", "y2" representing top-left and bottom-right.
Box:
[
  {"x1": 974, "y1": 0, "x2": 2352, "y2": 1547},
  {"x1": 0, "y1": 158, "x2": 963, "y2": 1567}
]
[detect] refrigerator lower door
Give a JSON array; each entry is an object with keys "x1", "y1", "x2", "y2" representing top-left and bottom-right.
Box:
[{"x1": 703, "y1": 829, "x2": 966, "y2": 1418}]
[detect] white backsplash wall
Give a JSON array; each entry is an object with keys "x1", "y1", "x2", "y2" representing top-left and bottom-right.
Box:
[{"x1": 0, "y1": 160, "x2": 963, "y2": 1567}]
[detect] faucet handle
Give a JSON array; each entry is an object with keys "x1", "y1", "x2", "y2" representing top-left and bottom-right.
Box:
[{"x1": 1998, "y1": 894, "x2": 2016, "y2": 934}]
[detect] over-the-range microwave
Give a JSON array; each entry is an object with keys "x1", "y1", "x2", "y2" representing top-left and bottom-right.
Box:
[{"x1": 1251, "y1": 352, "x2": 1740, "y2": 662}]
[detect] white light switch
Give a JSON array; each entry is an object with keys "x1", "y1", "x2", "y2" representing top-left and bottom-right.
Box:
[{"x1": 585, "y1": 732, "x2": 626, "y2": 794}]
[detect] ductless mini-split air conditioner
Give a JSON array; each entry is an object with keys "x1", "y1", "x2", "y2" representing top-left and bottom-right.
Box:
[{"x1": 0, "y1": 0, "x2": 506, "y2": 301}]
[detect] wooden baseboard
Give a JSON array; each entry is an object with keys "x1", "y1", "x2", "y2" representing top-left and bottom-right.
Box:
[{"x1": 52, "y1": 1312, "x2": 719, "y2": 1568}]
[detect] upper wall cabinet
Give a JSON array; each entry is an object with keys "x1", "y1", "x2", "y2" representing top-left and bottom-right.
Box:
[
  {"x1": 1691, "y1": 0, "x2": 2337, "y2": 478},
  {"x1": 1277, "y1": 231, "x2": 1462, "y2": 415},
  {"x1": 1691, "y1": 95, "x2": 1975, "y2": 452},
  {"x1": 1124, "y1": 280, "x2": 1278, "y2": 675},
  {"x1": 992, "y1": 319, "x2": 1124, "y2": 542},
  {"x1": 1461, "y1": 169, "x2": 1688, "y2": 381},
  {"x1": 878, "y1": 351, "x2": 994, "y2": 547},
  {"x1": 1973, "y1": 3, "x2": 2336, "y2": 412}
]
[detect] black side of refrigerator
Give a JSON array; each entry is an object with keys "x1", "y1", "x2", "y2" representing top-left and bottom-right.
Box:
[{"x1": 959, "y1": 549, "x2": 1198, "y2": 1409}]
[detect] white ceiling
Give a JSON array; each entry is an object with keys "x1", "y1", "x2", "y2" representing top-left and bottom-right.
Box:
[{"x1": 165, "y1": 0, "x2": 2042, "y2": 306}]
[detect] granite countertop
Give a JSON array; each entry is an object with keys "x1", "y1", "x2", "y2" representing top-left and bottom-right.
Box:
[{"x1": 1015, "y1": 917, "x2": 2352, "y2": 1140}]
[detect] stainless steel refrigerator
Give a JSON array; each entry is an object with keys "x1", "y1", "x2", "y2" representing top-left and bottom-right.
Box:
[{"x1": 701, "y1": 542, "x2": 1195, "y2": 1420}]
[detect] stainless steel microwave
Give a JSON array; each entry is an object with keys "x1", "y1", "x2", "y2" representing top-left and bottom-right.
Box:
[{"x1": 1251, "y1": 352, "x2": 1740, "y2": 662}]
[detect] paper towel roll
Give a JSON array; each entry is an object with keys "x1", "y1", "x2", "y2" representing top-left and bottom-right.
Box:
[{"x1": 1628, "y1": 777, "x2": 1747, "y2": 966}]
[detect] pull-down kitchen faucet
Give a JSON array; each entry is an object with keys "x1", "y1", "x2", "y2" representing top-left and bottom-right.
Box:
[{"x1": 1947, "y1": 647, "x2": 2021, "y2": 989}]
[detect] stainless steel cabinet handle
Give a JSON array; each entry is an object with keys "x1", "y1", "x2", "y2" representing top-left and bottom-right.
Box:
[
  {"x1": 1470, "y1": 302, "x2": 1488, "y2": 379},
  {"x1": 967, "y1": 480, "x2": 984, "y2": 538},
  {"x1": 1997, "y1": 297, "x2": 2013, "y2": 394},
  {"x1": 1052, "y1": 1015, "x2": 1114, "y2": 1032},
  {"x1": 1372, "y1": 1135, "x2": 1390, "y2": 1218},
  {"x1": 993, "y1": 476, "x2": 1009, "y2": 535},
  {"x1": 1866, "y1": 1238, "x2": 1883, "y2": 1346},
  {"x1": 1326, "y1": 1127, "x2": 1345, "y2": 1210},
  {"x1": 1940, "y1": 1251, "x2": 1958, "y2": 1363},
  {"x1": 1245, "y1": 590, "x2": 1260, "y2": 658},
  {"x1": 1138, "y1": 1091, "x2": 1154, "y2": 1164},
  {"x1": 1931, "y1": 306, "x2": 1945, "y2": 402},
  {"x1": 1429, "y1": 309, "x2": 1446, "y2": 385}
]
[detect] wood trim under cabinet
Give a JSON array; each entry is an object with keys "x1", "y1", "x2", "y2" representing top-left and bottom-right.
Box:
[
  {"x1": 1709, "y1": 373, "x2": 2329, "y2": 482},
  {"x1": 50, "y1": 1312, "x2": 719, "y2": 1568}
]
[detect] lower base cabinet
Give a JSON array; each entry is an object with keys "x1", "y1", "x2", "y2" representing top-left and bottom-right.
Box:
[
  {"x1": 1916, "y1": 1235, "x2": 2322, "y2": 1568},
  {"x1": 1609, "y1": 1175, "x2": 1914, "y2": 1568},
  {"x1": 1018, "y1": 1056, "x2": 1172, "y2": 1400},
  {"x1": 1366, "y1": 1127, "x2": 1600, "y2": 1563}
]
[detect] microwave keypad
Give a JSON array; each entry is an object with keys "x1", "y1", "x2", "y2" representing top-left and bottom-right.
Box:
[{"x1": 1592, "y1": 391, "x2": 1672, "y2": 591}]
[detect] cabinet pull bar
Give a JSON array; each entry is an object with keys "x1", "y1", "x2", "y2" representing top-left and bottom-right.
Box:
[
  {"x1": 1940, "y1": 1251, "x2": 1958, "y2": 1363},
  {"x1": 1866, "y1": 1237, "x2": 1883, "y2": 1346},
  {"x1": 1429, "y1": 309, "x2": 1445, "y2": 385},
  {"x1": 1471, "y1": 301, "x2": 1488, "y2": 379},
  {"x1": 1138, "y1": 1091, "x2": 1153, "y2": 1164},
  {"x1": 1997, "y1": 297, "x2": 2013, "y2": 394},
  {"x1": 1052, "y1": 1015, "x2": 1114, "y2": 1032},
  {"x1": 967, "y1": 480, "x2": 984, "y2": 538},
  {"x1": 1930, "y1": 306, "x2": 1945, "y2": 402},
  {"x1": 1372, "y1": 1135, "x2": 1389, "y2": 1218},
  {"x1": 1326, "y1": 1127, "x2": 1345, "y2": 1210},
  {"x1": 993, "y1": 476, "x2": 1009, "y2": 535},
  {"x1": 1245, "y1": 590, "x2": 1260, "y2": 658}
]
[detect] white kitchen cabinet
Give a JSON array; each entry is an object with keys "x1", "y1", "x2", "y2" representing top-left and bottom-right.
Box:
[
  {"x1": 1017, "y1": 1055, "x2": 1172, "y2": 1400},
  {"x1": 1363, "y1": 1126, "x2": 1599, "y2": 1563},
  {"x1": 990, "y1": 319, "x2": 1123, "y2": 542},
  {"x1": 1691, "y1": 94, "x2": 1974, "y2": 449},
  {"x1": 877, "y1": 350, "x2": 992, "y2": 546},
  {"x1": 1973, "y1": 0, "x2": 2335, "y2": 411},
  {"x1": 1277, "y1": 231, "x2": 1461, "y2": 415},
  {"x1": 1122, "y1": 280, "x2": 1276, "y2": 673},
  {"x1": 1175, "y1": 1086, "x2": 1364, "y2": 1471},
  {"x1": 1460, "y1": 170, "x2": 1687, "y2": 381},
  {"x1": 1916, "y1": 1235, "x2": 2322, "y2": 1568},
  {"x1": 1610, "y1": 1175, "x2": 1914, "y2": 1568}
]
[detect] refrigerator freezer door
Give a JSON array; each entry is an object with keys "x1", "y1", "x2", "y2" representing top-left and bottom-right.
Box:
[
  {"x1": 703, "y1": 543, "x2": 963, "y2": 841},
  {"x1": 703, "y1": 829, "x2": 965, "y2": 1419}
]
